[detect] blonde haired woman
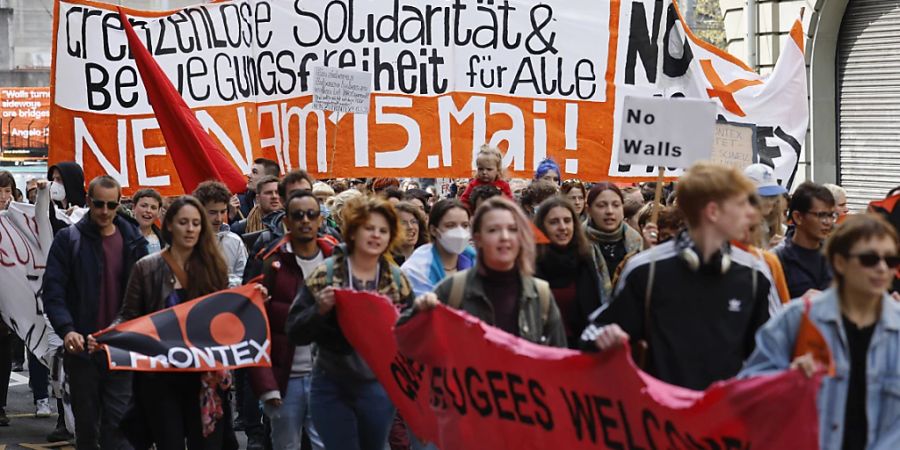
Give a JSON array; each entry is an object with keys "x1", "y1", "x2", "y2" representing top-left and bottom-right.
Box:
[{"x1": 410, "y1": 196, "x2": 566, "y2": 347}]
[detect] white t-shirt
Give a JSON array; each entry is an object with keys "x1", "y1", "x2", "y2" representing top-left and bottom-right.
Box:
[
  {"x1": 145, "y1": 233, "x2": 161, "y2": 254},
  {"x1": 287, "y1": 243, "x2": 323, "y2": 379},
  {"x1": 287, "y1": 243, "x2": 324, "y2": 279}
]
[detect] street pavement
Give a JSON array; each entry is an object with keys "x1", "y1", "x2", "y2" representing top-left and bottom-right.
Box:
[{"x1": 0, "y1": 366, "x2": 249, "y2": 449}]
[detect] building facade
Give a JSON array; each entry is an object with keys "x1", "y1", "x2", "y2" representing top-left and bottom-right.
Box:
[{"x1": 722, "y1": 0, "x2": 900, "y2": 211}]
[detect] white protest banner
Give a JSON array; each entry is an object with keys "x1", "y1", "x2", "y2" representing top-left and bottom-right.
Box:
[
  {"x1": 710, "y1": 122, "x2": 756, "y2": 170},
  {"x1": 618, "y1": 96, "x2": 715, "y2": 169},
  {"x1": 0, "y1": 186, "x2": 65, "y2": 365},
  {"x1": 49, "y1": 0, "x2": 808, "y2": 193},
  {"x1": 312, "y1": 67, "x2": 373, "y2": 114}
]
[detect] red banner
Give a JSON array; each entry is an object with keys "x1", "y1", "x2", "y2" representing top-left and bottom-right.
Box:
[
  {"x1": 95, "y1": 284, "x2": 271, "y2": 372},
  {"x1": 335, "y1": 290, "x2": 821, "y2": 450}
]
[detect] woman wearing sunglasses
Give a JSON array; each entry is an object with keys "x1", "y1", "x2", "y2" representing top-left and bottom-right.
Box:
[{"x1": 740, "y1": 214, "x2": 900, "y2": 450}]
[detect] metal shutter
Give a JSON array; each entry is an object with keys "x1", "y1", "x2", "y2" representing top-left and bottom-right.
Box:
[{"x1": 837, "y1": 0, "x2": 900, "y2": 212}]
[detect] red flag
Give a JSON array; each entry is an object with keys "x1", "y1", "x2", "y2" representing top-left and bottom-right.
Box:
[
  {"x1": 117, "y1": 8, "x2": 247, "y2": 195},
  {"x1": 792, "y1": 296, "x2": 836, "y2": 376}
]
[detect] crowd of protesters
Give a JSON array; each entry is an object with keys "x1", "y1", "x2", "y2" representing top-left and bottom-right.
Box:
[{"x1": 0, "y1": 148, "x2": 899, "y2": 450}]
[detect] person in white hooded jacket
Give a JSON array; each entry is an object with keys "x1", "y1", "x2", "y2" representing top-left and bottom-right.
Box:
[{"x1": 401, "y1": 199, "x2": 477, "y2": 297}]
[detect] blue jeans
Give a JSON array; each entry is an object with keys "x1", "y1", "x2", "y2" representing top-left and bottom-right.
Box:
[
  {"x1": 262, "y1": 375, "x2": 323, "y2": 450},
  {"x1": 309, "y1": 368, "x2": 395, "y2": 450}
]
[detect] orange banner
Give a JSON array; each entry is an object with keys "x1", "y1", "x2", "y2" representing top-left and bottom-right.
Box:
[{"x1": 49, "y1": 0, "x2": 808, "y2": 195}]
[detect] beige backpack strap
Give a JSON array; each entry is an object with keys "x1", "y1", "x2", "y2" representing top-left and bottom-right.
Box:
[
  {"x1": 534, "y1": 278, "x2": 551, "y2": 324},
  {"x1": 447, "y1": 271, "x2": 468, "y2": 309}
]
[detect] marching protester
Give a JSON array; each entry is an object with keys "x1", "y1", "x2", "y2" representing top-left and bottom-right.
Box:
[
  {"x1": 584, "y1": 182, "x2": 643, "y2": 297},
  {"x1": 232, "y1": 157, "x2": 280, "y2": 220},
  {"x1": 623, "y1": 186, "x2": 646, "y2": 233},
  {"x1": 733, "y1": 196, "x2": 792, "y2": 308},
  {"x1": 403, "y1": 188, "x2": 432, "y2": 215},
  {"x1": 372, "y1": 178, "x2": 400, "y2": 198},
  {"x1": 242, "y1": 170, "x2": 317, "y2": 281},
  {"x1": 286, "y1": 196, "x2": 414, "y2": 450},
  {"x1": 324, "y1": 188, "x2": 363, "y2": 240},
  {"x1": 744, "y1": 164, "x2": 788, "y2": 248},
  {"x1": 382, "y1": 187, "x2": 405, "y2": 204},
  {"x1": 561, "y1": 180, "x2": 588, "y2": 221},
  {"x1": 192, "y1": 181, "x2": 248, "y2": 287},
  {"x1": 775, "y1": 181, "x2": 837, "y2": 299},
  {"x1": 825, "y1": 183, "x2": 850, "y2": 220},
  {"x1": 43, "y1": 175, "x2": 148, "y2": 449},
  {"x1": 401, "y1": 199, "x2": 476, "y2": 297},
  {"x1": 534, "y1": 158, "x2": 561, "y2": 185},
  {"x1": 108, "y1": 196, "x2": 237, "y2": 449},
  {"x1": 131, "y1": 189, "x2": 165, "y2": 254},
  {"x1": 47, "y1": 162, "x2": 87, "y2": 233},
  {"x1": 0, "y1": 171, "x2": 15, "y2": 426},
  {"x1": 533, "y1": 196, "x2": 607, "y2": 348},
  {"x1": 0, "y1": 170, "x2": 12, "y2": 210},
  {"x1": 740, "y1": 214, "x2": 900, "y2": 450},
  {"x1": 584, "y1": 162, "x2": 778, "y2": 390},
  {"x1": 458, "y1": 145, "x2": 512, "y2": 206},
  {"x1": 466, "y1": 184, "x2": 501, "y2": 212},
  {"x1": 312, "y1": 181, "x2": 335, "y2": 204},
  {"x1": 235, "y1": 169, "x2": 314, "y2": 450},
  {"x1": 250, "y1": 190, "x2": 333, "y2": 450},
  {"x1": 392, "y1": 201, "x2": 429, "y2": 266},
  {"x1": 518, "y1": 180, "x2": 559, "y2": 218},
  {"x1": 635, "y1": 203, "x2": 685, "y2": 249},
  {"x1": 232, "y1": 175, "x2": 282, "y2": 236},
  {"x1": 409, "y1": 196, "x2": 566, "y2": 348}
]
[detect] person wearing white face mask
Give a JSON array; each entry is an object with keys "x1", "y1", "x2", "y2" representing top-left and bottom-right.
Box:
[{"x1": 401, "y1": 199, "x2": 477, "y2": 297}]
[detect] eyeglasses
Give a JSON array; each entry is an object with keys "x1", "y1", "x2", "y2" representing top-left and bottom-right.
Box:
[
  {"x1": 90, "y1": 198, "x2": 119, "y2": 210},
  {"x1": 805, "y1": 211, "x2": 839, "y2": 222},
  {"x1": 289, "y1": 209, "x2": 320, "y2": 221},
  {"x1": 400, "y1": 219, "x2": 419, "y2": 228},
  {"x1": 849, "y1": 253, "x2": 900, "y2": 269}
]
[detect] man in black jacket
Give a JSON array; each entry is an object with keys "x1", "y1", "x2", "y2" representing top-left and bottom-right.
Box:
[
  {"x1": 774, "y1": 182, "x2": 836, "y2": 299},
  {"x1": 42, "y1": 175, "x2": 147, "y2": 449},
  {"x1": 583, "y1": 162, "x2": 779, "y2": 390}
]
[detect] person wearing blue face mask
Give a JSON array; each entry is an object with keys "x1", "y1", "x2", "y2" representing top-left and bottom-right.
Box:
[{"x1": 401, "y1": 199, "x2": 476, "y2": 297}]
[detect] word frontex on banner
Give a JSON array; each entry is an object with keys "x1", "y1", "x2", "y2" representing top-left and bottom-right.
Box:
[
  {"x1": 50, "y1": 0, "x2": 808, "y2": 193},
  {"x1": 335, "y1": 290, "x2": 821, "y2": 450},
  {"x1": 95, "y1": 284, "x2": 271, "y2": 372}
]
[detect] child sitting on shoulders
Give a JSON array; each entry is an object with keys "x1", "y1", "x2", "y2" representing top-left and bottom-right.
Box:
[{"x1": 459, "y1": 145, "x2": 512, "y2": 206}]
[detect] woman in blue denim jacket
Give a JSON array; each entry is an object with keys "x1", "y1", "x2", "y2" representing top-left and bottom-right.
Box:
[{"x1": 740, "y1": 214, "x2": 900, "y2": 450}]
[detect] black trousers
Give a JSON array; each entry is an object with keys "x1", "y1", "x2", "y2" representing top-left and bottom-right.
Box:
[
  {"x1": 64, "y1": 353, "x2": 133, "y2": 450},
  {"x1": 0, "y1": 330, "x2": 11, "y2": 408},
  {"x1": 136, "y1": 372, "x2": 238, "y2": 450}
]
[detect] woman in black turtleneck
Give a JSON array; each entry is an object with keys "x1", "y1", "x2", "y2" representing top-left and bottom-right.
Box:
[
  {"x1": 533, "y1": 197, "x2": 608, "y2": 348},
  {"x1": 408, "y1": 197, "x2": 567, "y2": 348}
]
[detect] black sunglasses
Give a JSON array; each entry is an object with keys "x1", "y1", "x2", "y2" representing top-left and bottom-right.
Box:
[
  {"x1": 290, "y1": 209, "x2": 321, "y2": 221},
  {"x1": 849, "y1": 252, "x2": 900, "y2": 269},
  {"x1": 90, "y1": 198, "x2": 120, "y2": 210}
]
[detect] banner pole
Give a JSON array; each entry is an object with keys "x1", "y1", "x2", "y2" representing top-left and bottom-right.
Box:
[
  {"x1": 651, "y1": 166, "x2": 666, "y2": 224},
  {"x1": 330, "y1": 112, "x2": 343, "y2": 175}
]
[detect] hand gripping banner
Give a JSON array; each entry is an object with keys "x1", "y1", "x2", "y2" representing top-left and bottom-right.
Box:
[
  {"x1": 335, "y1": 290, "x2": 821, "y2": 450},
  {"x1": 95, "y1": 284, "x2": 271, "y2": 372}
]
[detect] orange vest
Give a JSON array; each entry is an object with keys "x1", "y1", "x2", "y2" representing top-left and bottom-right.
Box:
[{"x1": 732, "y1": 242, "x2": 791, "y2": 304}]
